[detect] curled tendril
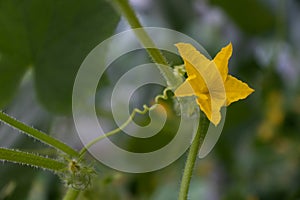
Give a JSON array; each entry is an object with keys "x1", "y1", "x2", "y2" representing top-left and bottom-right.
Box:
[
  {"x1": 78, "y1": 87, "x2": 172, "y2": 159},
  {"x1": 133, "y1": 87, "x2": 171, "y2": 114}
]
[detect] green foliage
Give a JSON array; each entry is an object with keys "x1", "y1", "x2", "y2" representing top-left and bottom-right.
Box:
[
  {"x1": 0, "y1": 0, "x2": 300, "y2": 199},
  {"x1": 0, "y1": 0, "x2": 119, "y2": 113}
]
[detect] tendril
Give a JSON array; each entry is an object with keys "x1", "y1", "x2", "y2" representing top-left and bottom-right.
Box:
[{"x1": 78, "y1": 88, "x2": 172, "y2": 159}]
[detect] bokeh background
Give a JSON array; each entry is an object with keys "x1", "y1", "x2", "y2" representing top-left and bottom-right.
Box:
[{"x1": 0, "y1": 0, "x2": 300, "y2": 199}]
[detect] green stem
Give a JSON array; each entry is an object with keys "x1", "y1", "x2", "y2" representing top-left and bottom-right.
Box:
[
  {"x1": 111, "y1": 0, "x2": 179, "y2": 88},
  {"x1": 63, "y1": 188, "x2": 80, "y2": 200},
  {"x1": 0, "y1": 111, "x2": 79, "y2": 157},
  {"x1": 178, "y1": 112, "x2": 210, "y2": 200},
  {"x1": 0, "y1": 147, "x2": 66, "y2": 172}
]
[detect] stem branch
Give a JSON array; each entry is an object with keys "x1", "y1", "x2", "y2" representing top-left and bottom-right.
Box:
[
  {"x1": 0, "y1": 111, "x2": 79, "y2": 157},
  {"x1": 0, "y1": 147, "x2": 66, "y2": 172}
]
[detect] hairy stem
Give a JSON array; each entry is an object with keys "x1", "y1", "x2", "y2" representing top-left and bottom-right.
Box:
[
  {"x1": 0, "y1": 111, "x2": 79, "y2": 157},
  {"x1": 178, "y1": 112, "x2": 209, "y2": 200},
  {"x1": 111, "y1": 0, "x2": 179, "y2": 88},
  {"x1": 0, "y1": 147, "x2": 66, "y2": 172}
]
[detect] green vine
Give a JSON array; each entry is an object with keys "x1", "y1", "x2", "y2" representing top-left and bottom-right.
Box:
[
  {"x1": 110, "y1": 1, "x2": 207, "y2": 199},
  {"x1": 0, "y1": 111, "x2": 79, "y2": 157},
  {"x1": 0, "y1": 147, "x2": 66, "y2": 172},
  {"x1": 0, "y1": 1, "x2": 210, "y2": 200}
]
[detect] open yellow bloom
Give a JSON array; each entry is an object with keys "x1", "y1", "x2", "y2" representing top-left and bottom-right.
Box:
[{"x1": 174, "y1": 43, "x2": 254, "y2": 125}]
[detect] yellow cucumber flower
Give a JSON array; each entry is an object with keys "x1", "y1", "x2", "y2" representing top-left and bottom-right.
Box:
[{"x1": 174, "y1": 43, "x2": 254, "y2": 125}]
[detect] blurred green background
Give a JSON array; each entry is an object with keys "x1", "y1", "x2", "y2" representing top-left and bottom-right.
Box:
[{"x1": 1, "y1": 0, "x2": 300, "y2": 199}]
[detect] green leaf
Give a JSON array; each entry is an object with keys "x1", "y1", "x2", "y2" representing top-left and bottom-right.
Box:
[
  {"x1": 0, "y1": 0, "x2": 32, "y2": 108},
  {"x1": 210, "y1": 0, "x2": 275, "y2": 35},
  {"x1": 0, "y1": 0, "x2": 119, "y2": 113}
]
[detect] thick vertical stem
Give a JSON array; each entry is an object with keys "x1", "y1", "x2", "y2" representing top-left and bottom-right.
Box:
[{"x1": 178, "y1": 112, "x2": 209, "y2": 200}]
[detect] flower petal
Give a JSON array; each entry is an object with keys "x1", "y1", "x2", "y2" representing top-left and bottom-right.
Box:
[
  {"x1": 196, "y1": 94, "x2": 222, "y2": 126},
  {"x1": 225, "y1": 75, "x2": 254, "y2": 106},
  {"x1": 213, "y1": 43, "x2": 232, "y2": 81},
  {"x1": 174, "y1": 79, "x2": 195, "y2": 97},
  {"x1": 175, "y1": 43, "x2": 211, "y2": 92}
]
